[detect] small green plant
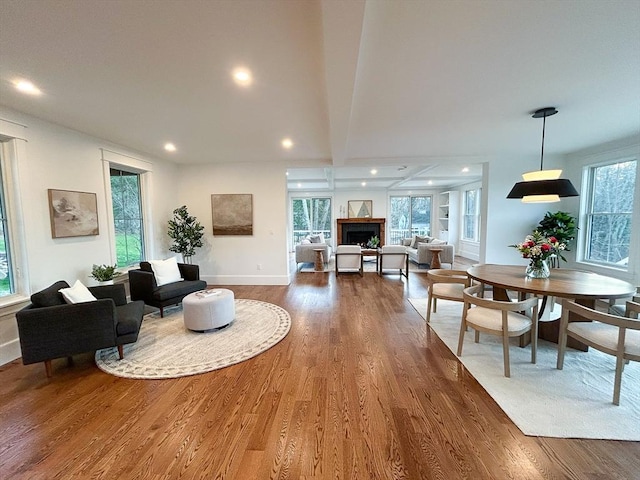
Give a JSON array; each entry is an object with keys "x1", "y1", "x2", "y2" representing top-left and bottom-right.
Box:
[
  {"x1": 168, "y1": 205, "x2": 205, "y2": 264},
  {"x1": 536, "y1": 211, "x2": 577, "y2": 266},
  {"x1": 90, "y1": 264, "x2": 118, "y2": 282},
  {"x1": 366, "y1": 235, "x2": 380, "y2": 248}
]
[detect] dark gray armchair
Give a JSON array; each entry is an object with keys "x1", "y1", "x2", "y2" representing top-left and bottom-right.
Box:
[
  {"x1": 128, "y1": 261, "x2": 207, "y2": 317},
  {"x1": 16, "y1": 281, "x2": 145, "y2": 377}
]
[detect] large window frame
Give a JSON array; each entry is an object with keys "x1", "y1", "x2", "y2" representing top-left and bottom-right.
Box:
[
  {"x1": 0, "y1": 132, "x2": 30, "y2": 307},
  {"x1": 291, "y1": 196, "x2": 332, "y2": 246},
  {"x1": 389, "y1": 195, "x2": 432, "y2": 244},
  {"x1": 581, "y1": 157, "x2": 636, "y2": 270},
  {"x1": 110, "y1": 167, "x2": 145, "y2": 267},
  {"x1": 101, "y1": 149, "x2": 153, "y2": 269},
  {"x1": 462, "y1": 188, "x2": 481, "y2": 242}
]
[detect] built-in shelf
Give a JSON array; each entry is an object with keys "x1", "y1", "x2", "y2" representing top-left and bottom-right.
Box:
[{"x1": 438, "y1": 191, "x2": 458, "y2": 244}]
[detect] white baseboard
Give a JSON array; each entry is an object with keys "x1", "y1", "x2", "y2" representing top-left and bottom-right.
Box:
[
  {"x1": 0, "y1": 338, "x2": 21, "y2": 366},
  {"x1": 202, "y1": 274, "x2": 292, "y2": 286}
]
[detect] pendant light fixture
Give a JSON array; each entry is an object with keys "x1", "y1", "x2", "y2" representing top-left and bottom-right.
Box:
[{"x1": 507, "y1": 107, "x2": 579, "y2": 203}]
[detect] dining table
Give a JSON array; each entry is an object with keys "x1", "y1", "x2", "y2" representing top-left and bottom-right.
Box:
[{"x1": 466, "y1": 264, "x2": 636, "y2": 351}]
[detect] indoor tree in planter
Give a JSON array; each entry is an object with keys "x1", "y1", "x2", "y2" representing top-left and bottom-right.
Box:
[
  {"x1": 536, "y1": 211, "x2": 577, "y2": 267},
  {"x1": 167, "y1": 205, "x2": 205, "y2": 264}
]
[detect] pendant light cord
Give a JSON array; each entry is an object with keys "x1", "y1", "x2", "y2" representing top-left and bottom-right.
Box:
[{"x1": 540, "y1": 113, "x2": 546, "y2": 171}]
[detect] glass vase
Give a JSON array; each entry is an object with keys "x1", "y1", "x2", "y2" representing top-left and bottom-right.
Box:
[{"x1": 526, "y1": 258, "x2": 550, "y2": 279}]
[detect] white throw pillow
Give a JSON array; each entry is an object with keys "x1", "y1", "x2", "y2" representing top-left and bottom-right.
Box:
[
  {"x1": 430, "y1": 239, "x2": 446, "y2": 245},
  {"x1": 59, "y1": 280, "x2": 97, "y2": 304},
  {"x1": 300, "y1": 239, "x2": 311, "y2": 244},
  {"x1": 150, "y1": 257, "x2": 183, "y2": 286}
]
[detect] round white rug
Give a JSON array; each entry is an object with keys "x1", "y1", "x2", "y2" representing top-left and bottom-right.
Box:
[{"x1": 95, "y1": 299, "x2": 291, "y2": 379}]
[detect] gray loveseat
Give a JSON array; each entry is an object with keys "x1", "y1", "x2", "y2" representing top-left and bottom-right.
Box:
[
  {"x1": 295, "y1": 243, "x2": 332, "y2": 269},
  {"x1": 402, "y1": 236, "x2": 454, "y2": 268}
]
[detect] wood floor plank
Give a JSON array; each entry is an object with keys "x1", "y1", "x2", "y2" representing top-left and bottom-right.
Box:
[{"x1": 1, "y1": 256, "x2": 639, "y2": 479}]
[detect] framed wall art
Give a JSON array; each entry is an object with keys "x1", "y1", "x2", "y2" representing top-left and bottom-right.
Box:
[
  {"x1": 211, "y1": 193, "x2": 253, "y2": 235},
  {"x1": 348, "y1": 200, "x2": 372, "y2": 218},
  {"x1": 48, "y1": 189, "x2": 99, "y2": 238}
]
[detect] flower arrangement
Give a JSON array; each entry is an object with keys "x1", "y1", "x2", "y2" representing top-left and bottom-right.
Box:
[{"x1": 510, "y1": 231, "x2": 566, "y2": 278}]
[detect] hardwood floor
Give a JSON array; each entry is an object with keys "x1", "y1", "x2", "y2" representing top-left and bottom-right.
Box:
[{"x1": 1, "y1": 258, "x2": 639, "y2": 479}]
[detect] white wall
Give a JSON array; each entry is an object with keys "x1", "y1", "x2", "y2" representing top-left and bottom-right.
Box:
[
  {"x1": 482, "y1": 155, "x2": 560, "y2": 265},
  {"x1": 178, "y1": 162, "x2": 290, "y2": 285}
]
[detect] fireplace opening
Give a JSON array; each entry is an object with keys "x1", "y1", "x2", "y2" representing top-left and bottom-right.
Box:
[{"x1": 346, "y1": 230, "x2": 375, "y2": 246}]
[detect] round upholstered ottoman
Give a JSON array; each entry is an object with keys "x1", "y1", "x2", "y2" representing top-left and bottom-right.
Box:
[{"x1": 183, "y1": 289, "x2": 235, "y2": 332}]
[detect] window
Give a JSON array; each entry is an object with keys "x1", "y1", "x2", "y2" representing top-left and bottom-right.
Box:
[
  {"x1": 389, "y1": 195, "x2": 432, "y2": 244},
  {"x1": 0, "y1": 149, "x2": 13, "y2": 297},
  {"x1": 110, "y1": 168, "x2": 145, "y2": 267},
  {"x1": 291, "y1": 197, "x2": 332, "y2": 245},
  {"x1": 583, "y1": 159, "x2": 636, "y2": 268},
  {"x1": 462, "y1": 188, "x2": 481, "y2": 241}
]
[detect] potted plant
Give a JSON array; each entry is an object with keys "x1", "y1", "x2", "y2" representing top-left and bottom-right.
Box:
[
  {"x1": 167, "y1": 205, "x2": 205, "y2": 264},
  {"x1": 536, "y1": 211, "x2": 577, "y2": 267},
  {"x1": 90, "y1": 264, "x2": 119, "y2": 284}
]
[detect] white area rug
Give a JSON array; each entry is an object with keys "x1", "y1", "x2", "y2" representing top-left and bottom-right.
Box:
[
  {"x1": 409, "y1": 297, "x2": 640, "y2": 440},
  {"x1": 95, "y1": 299, "x2": 291, "y2": 379}
]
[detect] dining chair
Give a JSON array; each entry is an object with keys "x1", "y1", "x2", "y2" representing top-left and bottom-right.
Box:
[
  {"x1": 607, "y1": 286, "x2": 640, "y2": 316},
  {"x1": 378, "y1": 245, "x2": 409, "y2": 278},
  {"x1": 426, "y1": 269, "x2": 470, "y2": 323},
  {"x1": 557, "y1": 299, "x2": 640, "y2": 405},
  {"x1": 335, "y1": 245, "x2": 363, "y2": 276},
  {"x1": 457, "y1": 284, "x2": 539, "y2": 378}
]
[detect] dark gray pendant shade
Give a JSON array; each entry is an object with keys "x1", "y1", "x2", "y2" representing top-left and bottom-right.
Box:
[
  {"x1": 508, "y1": 107, "x2": 579, "y2": 202},
  {"x1": 507, "y1": 178, "x2": 579, "y2": 198}
]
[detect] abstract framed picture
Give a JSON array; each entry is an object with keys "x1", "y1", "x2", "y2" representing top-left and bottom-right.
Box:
[
  {"x1": 48, "y1": 189, "x2": 99, "y2": 238},
  {"x1": 211, "y1": 194, "x2": 253, "y2": 235},
  {"x1": 348, "y1": 200, "x2": 372, "y2": 218}
]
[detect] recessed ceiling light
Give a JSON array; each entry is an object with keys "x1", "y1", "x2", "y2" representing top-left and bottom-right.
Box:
[
  {"x1": 14, "y1": 79, "x2": 41, "y2": 95},
  {"x1": 428, "y1": 180, "x2": 433, "y2": 185},
  {"x1": 297, "y1": 183, "x2": 302, "y2": 188},
  {"x1": 370, "y1": 169, "x2": 378, "y2": 175},
  {"x1": 361, "y1": 182, "x2": 367, "y2": 187},
  {"x1": 164, "y1": 143, "x2": 177, "y2": 152},
  {"x1": 232, "y1": 68, "x2": 252, "y2": 87},
  {"x1": 281, "y1": 138, "x2": 293, "y2": 149},
  {"x1": 462, "y1": 167, "x2": 469, "y2": 173},
  {"x1": 286, "y1": 171, "x2": 289, "y2": 176}
]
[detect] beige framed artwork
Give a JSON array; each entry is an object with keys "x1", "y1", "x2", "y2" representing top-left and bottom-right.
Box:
[
  {"x1": 211, "y1": 194, "x2": 253, "y2": 235},
  {"x1": 348, "y1": 200, "x2": 372, "y2": 218},
  {"x1": 48, "y1": 189, "x2": 99, "y2": 238}
]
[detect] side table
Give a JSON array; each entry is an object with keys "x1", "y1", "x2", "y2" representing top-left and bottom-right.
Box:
[
  {"x1": 430, "y1": 248, "x2": 443, "y2": 269},
  {"x1": 313, "y1": 248, "x2": 325, "y2": 271}
]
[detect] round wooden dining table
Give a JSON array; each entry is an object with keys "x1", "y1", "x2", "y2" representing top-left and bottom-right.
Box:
[{"x1": 467, "y1": 264, "x2": 636, "y2": 350}]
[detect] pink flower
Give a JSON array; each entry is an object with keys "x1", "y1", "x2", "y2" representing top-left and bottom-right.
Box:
[
  {"x1": 541, "y1": 244, "x2": 551, "y2": 252},
  {"x1": 549, "y1": 236, "x2": 557, "y2": 244}
]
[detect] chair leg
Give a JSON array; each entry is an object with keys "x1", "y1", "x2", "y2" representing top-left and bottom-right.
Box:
[
  {"x1": 613, "y1": 356, "x2": 624, "y2": 405},
  {"x1": 426, "y1": 295, "x2": 433, "y2": 323},
  {"x1": 502, "y1": 331, "x2": 511, "y2": 378},
  {"x1": 44, "y1": 360, "x2": 52, "y2": 378},
  {"x1": 160, "y1": 306, "x2": 164, "y2": 318},
  {"x1": 456, "y1": 317, "x2": 467, "y2": 356},
  {"x1": 118, "y1": 345, "x2": 124, "y2": 360}
]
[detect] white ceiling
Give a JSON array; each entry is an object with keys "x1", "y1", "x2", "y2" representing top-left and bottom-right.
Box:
[{"x1": 1, "y1": 0, "x2": 638, "y2": 191}]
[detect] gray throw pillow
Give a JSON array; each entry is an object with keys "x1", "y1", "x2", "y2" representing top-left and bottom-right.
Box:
[{"x1": 30, "y1": 280, "x2": 70, "y2": 308}]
